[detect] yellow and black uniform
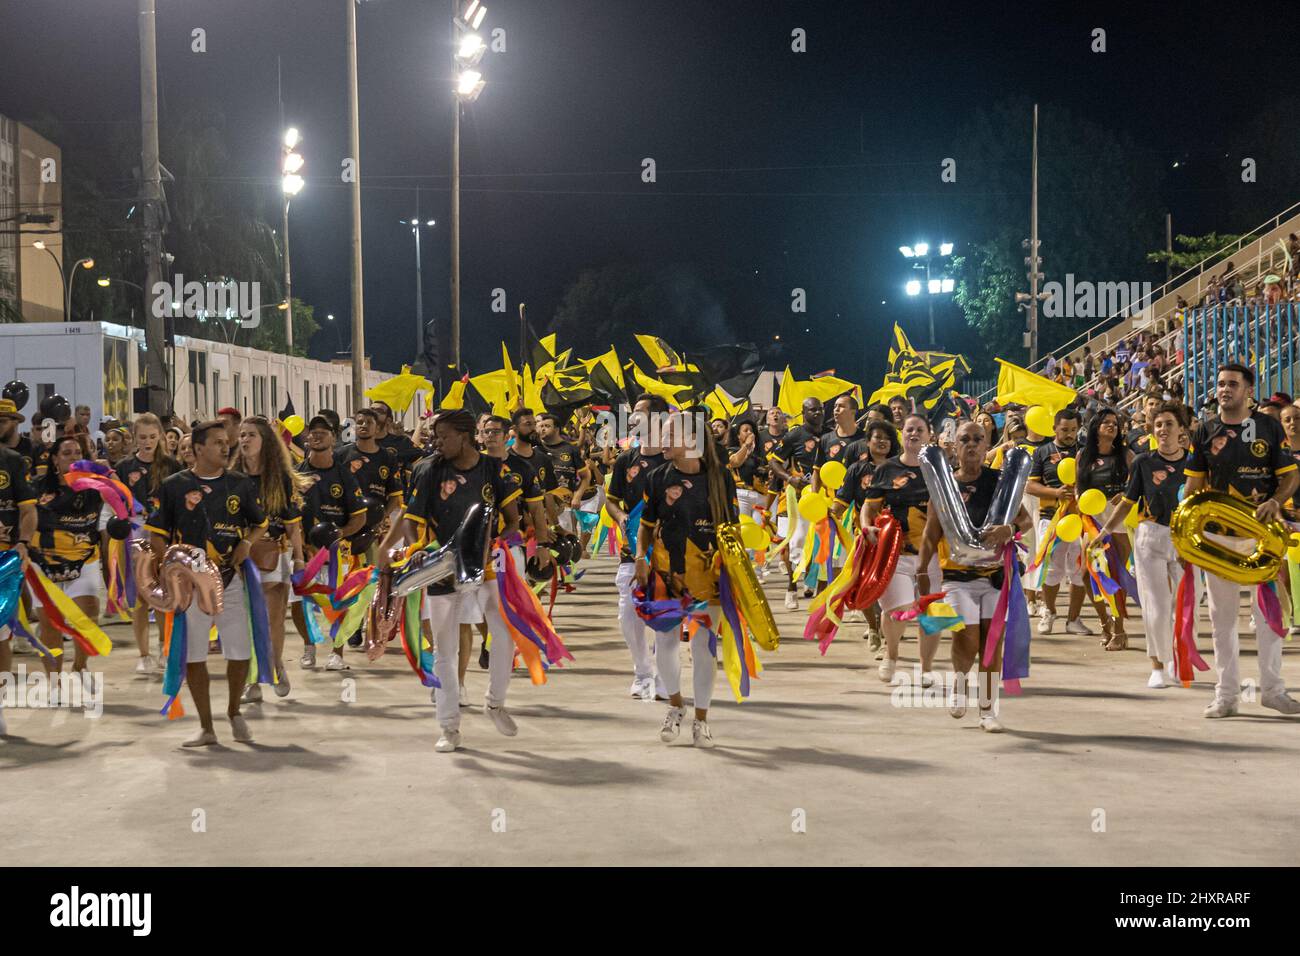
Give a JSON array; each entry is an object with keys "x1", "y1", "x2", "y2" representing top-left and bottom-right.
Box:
[
  {"x1": 727, "y1": 444, "x2": 768, "y2": 492},
  {"x1": 0, "y1": 447, "x2": 35, "y2": 556},
  {"x1": 338, "y1": 442, "x2": 404, "y2": 535},
  {"x1": 403, "y1": 454, "x2": 518, "y2": 592},
  {"x1": 256, "y1": 473, "x2": 304, "y2": 540},
  {"x1": 1125, "y1": 426, "x2": 1154, "y2": 458},
  {"x1": 499, "y1": 451, "x2": 544, "y2": 534},
  {"x1": 939, "y1": 467, "x2": 1003, "y2": 580},
  {"x1": 833, "y1": 457, "x2": 884, "y2": 512},
  {"x1": 377, "y1": 433, "x2": 423, "y2": 493},
  {"x1": 640, "y1": 462, "x2": 736, "y2": 601},
  {"x1": 607, "y1": 448, "x2": 665, "y2": 562},
  {"x1": 774, "y1": 424, "x2": 826, "y2": 481},
  {"x1": 1185, "y1": 412, "x2": 1295, "y2": 502},
  {"x1": 819, "y1": 427, "x2": 864, "y2": 465},
  {"x1": 760, "y1": 428, "x2": 787, "y2": 492},
  {"x1": 297, "y1": 457, "x2": 367, "y2": 536},
  {"x1": 842, "y1": 435, "x2": 880, "y2": 464},
  {"x1": 541, "y1": 438, "x2": 581, "y2": 503},
  {"x1": 509, "y1": 446, "x2": 557, "y2": 503},
  {"x1": 1078, "y1": 449, "x2": 1127, "y2": 499},
  {"x1": 6, "y1": 433, "x2": 34, "y2": 479},
  {"x1": 1122, "y1": 450, "x2": 1187, "y2": 526},
  {"x1": 145, "y1": 469, "x2": 267, "y2": 578},
  {"x1": 115, "y1": 453, "x2": 183, "y2": 515},
  {"x1": 34, "y1": 474, "x2": 107, "y2": 583},
  {"x1": 863, "y1": 456, "x2": 930, "y2": 554},
  {"x1": 1028, "y1": 441, "x2": 1080, "y2": 518}
]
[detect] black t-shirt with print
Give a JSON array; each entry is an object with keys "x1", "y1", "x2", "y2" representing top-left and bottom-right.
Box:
[
  {"x1": 640, "y1": 462, "x2": 736, "y2": 573},
  {"x1": 1125, "y1": 426, "x2": 1153, "y2": 458},
  {"x1": 404, "y1": 453, "x2": 518, "y2": 545},
  {"x1": 1029, "y1": 440, "x2": 1081, "y2": 517},
  {"x1": 1124, "y1": 450, "x2": 1187, "y2": 526},
  {"x1": 0, "y1": 446, "x2": 35, "y2": 550},
  {"x1": 760, "y1": 428, "x2": 787, "y2": 491},
  {"x1": 34, "y1": 477, "x2": 104, "y2": 572},
  {"x1": 115, "y1": 453, "x2": 184, "y2": 515},
  {"x1": 864, "y1": 456, "x2": 930, "y2": 553},
  {"x1": 542, "y1": 439, "x2": 581, "y2": 497},
  {"x1": 834, "y1": 457, "x2": 883, "y2": 511},
  {"x1": 820, "y1": 427, "x2": 865, "y2": 466},
  {"x1": 145, "y1": 469, "x2": 267, "y2": 570},
  {"x1": 297, "y1": 457, "x2": 367, "y2": 532},
  {"x1": 842, "y1": 436, "x2": 882, "y2": 464},
  {"x1": 1186, "y1": 412, "x2": 1295, "y2": 503},
  {"x1": 1078, "y1": 451, "x2": 1127, "y2": 498},
  {"x1": 728, "y1": 445, "x2": 767, "y2": 490},
  {"x1": 338, "y1": 443, "x2": 404, "y2": 525},
  {"x1": 250, "y1": 472, "x2": 303, "y2": 540},
  {"x1": 509, "y1": 445, "x2": 558, "y2": 498},
  {"x1": 607, "y1": 447, "x2": 665, "y2": 562},
  {"x1": 940, "y1": 466, "x2": 1003, "y2": 578},
  {"x1": 777, "y1": 424, "x2": 826, "y2": 477},
  {"x1": 8, "y1": 434, "x2": 34, "y2": 479},
  {"x1": 378, "y1": 433, "x2": 424, "y2": 490}
]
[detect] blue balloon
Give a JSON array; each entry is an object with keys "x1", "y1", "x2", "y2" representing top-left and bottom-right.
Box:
[{"x1": 0, "y1": 550, "x2": 23, "y2": 625}]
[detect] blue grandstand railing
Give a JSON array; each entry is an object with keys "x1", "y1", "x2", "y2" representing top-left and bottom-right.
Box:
[{"x1": 1185, "y1": 303, "x2": 1299, "y2": 410}]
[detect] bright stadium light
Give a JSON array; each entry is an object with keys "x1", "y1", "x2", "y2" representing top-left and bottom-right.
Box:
[
  {"x1": 940, "y1": 242, "x2": 954, "y2": 256},
  {"x1": 906, "y1": 280, "x2": 922, "y2": 296},
  {"x1": 282, "y1": 173, "x2": 305, "y2": 196},
  {"x1": 928, "y1": 278, "x2": 942, "y2": 295},
  {"x1": 899, "y1": 245, "x2": 915, "y2": 258},
  {"x1": 914, "y1": 242, "x2": 929, "y2": 257},
  {"x1": 457, "y1": 69, "x2": 484, "y2": 98},
  {"x1": 941, "y1": 277, "x2": 955, "y2": 293},
  {"x1": 284, "y1": 127, "x2": 300, "y2": 149}
]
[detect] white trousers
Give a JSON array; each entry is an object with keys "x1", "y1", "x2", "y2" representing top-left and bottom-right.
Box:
[
  {"x1": 1204, "y1": 569, "x2": 1286, "y2": 703},
  {"x1": 737, "y1": 488, "x2": 763, "y2": 521},
  {"x1": 423, "y1": 583, "x2": 514, "y2": 729},
  {"x1": 655, "y1": 627, "x2": 716, "y2": 711},
  {"x1": 1132, "y1": 522, "x2": 1193, "y2": 666},
  {"x1": 1037, "y1": 516, "x2": 1083, "y2": 588},
  {"x1": 614, "y1": 561, "x2": 658, "y2": 685},
  {"x1": 787, "y1": 501, "x2": 809, "y2": 582}
]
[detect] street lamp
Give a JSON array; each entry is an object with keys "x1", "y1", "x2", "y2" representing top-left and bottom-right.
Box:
[
  {"x1": 451, "y1": 0, "x2": 490, "y2": 371},
  {"x1": 325, "y1": 312, "x2": 345, "y2": 354},
  {"x1": 399, "y1": 214, "x2": 436, "y2": 365},
  {"x1": 281, "y1": 126, "x2": 304, "y2": 352},
  {"x1": 899, "y1": 240, "x2": 955, "y2": 346},
  {"x1": 33, "y1": 240, "x2": 93, "y2": 322}
]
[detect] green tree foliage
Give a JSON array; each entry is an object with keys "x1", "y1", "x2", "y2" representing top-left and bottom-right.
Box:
[
  {"x1": 1147, "y1": 233, "x2": 1246, "y2": 273},
  {"x1": 246, "y1": 297, "x2": 318, "y2": 357},
  {"x1": 950, "y1": 231, "x2": 1022, "y2": 377}
]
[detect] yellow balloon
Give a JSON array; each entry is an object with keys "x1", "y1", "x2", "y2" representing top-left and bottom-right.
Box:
[
  {"x1": 282, "y1": 414, "x2": 305, "y2": 436},
  {"x1": 740, "y1": 521, "x2": 769, "y2": 550},
  {"x1": 1055, "y1": 456, "x2": 1076, "y2": 486},
  {"x1": 798, "y1": 491, "x2": 829, "y2": 523},
  {"x1": 1124, "y1": 503, "x2": 1141, "y2": 529},
  {"x1": 1056, "y1": 513, "x2": 1083, "y2": 543},
  {"x1": 739, "y1": 513, "x2": 757, "y2": 526},
  {"x1": 1025, "y1": 405, "x2": 1054, "y2": 437},
  {"x1": 819, "y1": 460, "x2": 847, "y2": 491},
  {"x1": 1078, "y1": 488, "x2": 1107, "y2": 516}
]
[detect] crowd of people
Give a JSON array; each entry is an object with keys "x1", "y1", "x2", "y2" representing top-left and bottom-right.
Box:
[{"x1": 3, "y1": 355, "x2": 1299, "y2": 751}]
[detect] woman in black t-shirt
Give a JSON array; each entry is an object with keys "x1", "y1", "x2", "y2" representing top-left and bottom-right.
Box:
[{"x1": 1076, "y1": 407, "x2": 1130, "y2": 649}]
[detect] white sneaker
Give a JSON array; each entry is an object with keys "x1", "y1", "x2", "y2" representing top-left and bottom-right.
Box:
[
  {"x1": 948, "y1": 692, "x2": 967, "y2": 719},
  {"x1": 637, "y1": 679, "x2": 654, "y2": 702},
  {"x1": 135, "y1": 655, "x2": 155, "y2": 674},
  {"x1": 273, "y1": 667, "x2": 291, "y2": 698},
  {"x1": 1261, "y1": 692, "x2": 1300, "y2": 715},
  {"x1": 783, "y1": 591, "x2": 798, "y2": 610},
  {"x1": 325, "y1": 652, "x2": 349, "y2": 671},
  {"x1": 230, "y1": 715, "x2": 253, "y2": 743},
  {"x1": 843, "y1": 609, "x2": 866, "y2": 624},
  {"x1": 485, "y1": 703, "x2": 518, "y2": 736},
  {"x1": 1147, "y1": 670, "x2": 1170, "y2": 689},
  {"x1": 979, "y1": 713, "x2": 1004, "y2": 733},
  {"x1": 1065, "y1": 618, "x2": 1093, "y2": 636},
  {"x1": 435, "y1": 729, "x2": 461, "y2": 753},
  {"x1": 659, "y1": 705, "x2": 686, "y2": 742},
  {"x1": 692, "y1": 719, "x2": 714, "y2": 748},
  {"x1": 300, "y1": 646, "x2": 316, "y2": 668},
  {"x1": 242, "y1": 683, "x2": 263, "y2": 703},
  {"x1": 1037, "y1": 611, "x2": 1056, "y2": 635},
  {"x1": 920, "y1": 671, "x2": 936, "y2": 689},
  {"x1": 182, "y1": 728, "x2": 219, "y2": 747},
  {"x1": 877, "y1": 659, "x2": 896, "y2": 683},
  {"x1": 459, "y1": 683, "x2": 468, "y2": 707},
  {"x1": 1203, "y1": 698, "x2": 1238, "y2": 718},
  {"x1": 1163, "y1": 666, "x2": 1181, "y2": 687}
]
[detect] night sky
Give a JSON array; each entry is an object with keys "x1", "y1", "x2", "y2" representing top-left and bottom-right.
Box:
[{"x1": 0, "y1": 0, "x2": 1289, "y2": 383}]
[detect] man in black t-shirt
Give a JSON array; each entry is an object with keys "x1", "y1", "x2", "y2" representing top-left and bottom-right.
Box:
[
  {"x1": 1184, "y1": 362, "x2": 1300, "y2": 718},
  {"x1": 1025, "y1": 408, "x2": 1093, "y2": 637},
  {"x1": 538, "y1": 412, "x2": 584, "y2": 534},
  {"x1": 379, "y1": 409, "x2": 524, "y2": 753},
  {"x1": 768, "y1": 397, "x2": 826, "y2": 606},
  {"x1": 604, "y1": 394, "x2": 669, "y2": 701},
  {"x1": 145, "y1": 420, "x2": 267, "y2": 748},
  {"x1": 369, "y1": 401, "x2": 424, "y2": 491},
  {"x1": 338, "y1": 408, "x2": 405, "y2": 548},
  {"x1": 819, "y1": 394, "x2": 865, "y2": 468}
]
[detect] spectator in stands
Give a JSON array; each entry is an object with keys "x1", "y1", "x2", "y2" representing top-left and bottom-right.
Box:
[
  {"x1": 1044, "y1": 353, "x2": 1057, "y2": 378},
  {"x1": 1082, "y1": 346, "x2": 1095, "y2": 381}
]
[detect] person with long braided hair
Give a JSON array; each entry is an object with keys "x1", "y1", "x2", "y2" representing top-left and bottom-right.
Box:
[
  {"x1": 634, "y1": 408, "x2": 739, "y2": 748},
  {"x1": 378, "y1": 409, "x2": 526, "y2": 753}
]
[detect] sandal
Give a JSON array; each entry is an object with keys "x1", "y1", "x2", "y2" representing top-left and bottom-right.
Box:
[{"x1": 1105, "y1": 632, "x2": 1128, "y2": 651}]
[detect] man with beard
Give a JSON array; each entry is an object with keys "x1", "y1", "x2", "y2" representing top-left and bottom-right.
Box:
[
  {"x1": 509, "y1": 408, "x2": 560, "y2": 534},
  {"x1": 293, "y1": 414, "x2": 367, "y2": 671},
  {"x1": 819, "y1": 394, "x2": 865, "y2": 467},
  {"x1": 767, "y1": 397, "x2": 827, "y2": 609},
  {"x1": 0, "y1": 399, "x2": 34, "y2": 479},
  {"x1": 536, "y1": 412, "x2": 584, "y2": 535},
  {"x1": 369, "y1": 400, "x2": 424, "y2": 490}
]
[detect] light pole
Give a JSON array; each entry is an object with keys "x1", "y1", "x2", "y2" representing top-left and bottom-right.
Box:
[
  {"x1": 326, "y1": 312, "x2": 344, "y2": 354},
  {"x1": 901, "y1": 241, "x2": 954, "y2": 347},
  {"x1": 281, "y1": 127, "x2": 304, "y2": 353},
  {"x1": 451, "y1": 0, "x2": 488, "y2": 371},
  {"x1": 33, "y1": 240, "x2": 93, "y2": 322},
  {"x1": 399, "y1": 214, "x2": 436, "y2": 363}
]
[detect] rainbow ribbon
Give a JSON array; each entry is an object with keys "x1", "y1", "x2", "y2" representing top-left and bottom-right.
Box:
[
  {"x1": 981, "y1": 544, "x2": 1031, "y2": 695},
  {"x1": 25, "y1": 564, "x2": 113, "y2": 657},
  {"x1": 1171, "y1": 565, "x2": 1210, "y2": 685}
]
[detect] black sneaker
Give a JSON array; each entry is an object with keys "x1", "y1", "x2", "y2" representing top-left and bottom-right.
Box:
[
  {"x1": 478, "y1": 642, "x2": 490, "y2": 670},
  {"x1": 347, "y1": 632, "x2": 364, "y2": 648}
]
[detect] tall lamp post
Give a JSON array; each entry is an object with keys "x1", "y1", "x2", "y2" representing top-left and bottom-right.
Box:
[
  {"x1": 281, "y1": 127, "x2": 305, "y2": 353},
  {"x1": 451, "y1": 0, "x2": 488, "y2": 371},
  {"x1": 326, "y1": 312, "x2": 345, "y2": 354},
  {"x1": 900, "y1": 241, "x2": 954, "y2": 347},
  {"x1": 33, "y1": 240, "x2": 93, "y2": 322},
  {"x1": 399, "y1": 215, "x2": 436, "y2": 363}
]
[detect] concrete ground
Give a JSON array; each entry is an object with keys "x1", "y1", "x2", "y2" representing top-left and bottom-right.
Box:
[{"x1": 2, "y1": 554, "x2": 1298, "y2": 866}]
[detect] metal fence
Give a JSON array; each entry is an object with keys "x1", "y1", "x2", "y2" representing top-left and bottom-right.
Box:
[{"x1": 1185, "y1": 303, "x2": 1300, "y2": 409}]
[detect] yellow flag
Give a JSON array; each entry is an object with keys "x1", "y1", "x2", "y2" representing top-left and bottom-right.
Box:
[
  {"x1": 471, "y1": 369, "x2": 513, "y2": 417},
  {"x1": 630, "y1": 362, "x2": 688, "y2": 404},
  {"x1": 778, "y1": 367, "x2": 862, "y2": 421},
  {"x1": 501, "y1": 343, "x2": 520, "y2": 411},
  {"x1": 580, "y1": 347, "x2": 625, "y2": 387},
  {"x1": 364, "y1": 365, "x2": 434, "y2": 414},
  {"x1": 635, "y1": 334, "x2": 681, "y2": 372},
  {"x1": 440, "y1": 378, "x2": 466, "y2": 410},
  {"x1": 995, "y1": 358, "x2": 1076, "y2": 413},
  {"x1": 704, "y1": 386, "x2": 748, "y2": 422}
]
